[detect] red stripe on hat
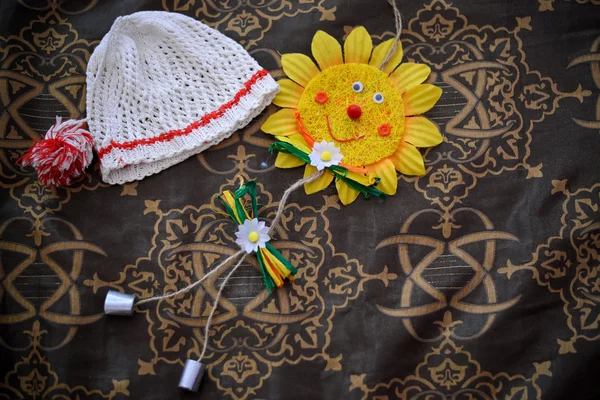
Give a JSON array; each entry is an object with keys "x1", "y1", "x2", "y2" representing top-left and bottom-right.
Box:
[{"x1": 97, "y1": 69, "x2": 270, "y2": 159}]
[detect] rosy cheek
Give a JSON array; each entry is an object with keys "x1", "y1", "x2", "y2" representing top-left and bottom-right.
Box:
[
  {"x1": 315, "y1": 91, "x2": 328, "y2": 104},
  {"x1": 378, "y1": 123, "x2": 391, "y2": 136}
]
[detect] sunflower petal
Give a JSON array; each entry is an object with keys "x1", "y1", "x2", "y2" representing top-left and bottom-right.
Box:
[
  {"x1": 403, "y1": 84, "x2": 442, "y2": 116},
  {"x1": 276, "y1": 133, "x2": 312, "y2": 154},
  {"x1": 262, "y1": 109, "x2": 298, "y2": 136},
  {"x1": 281, "y1": 54, "x2": 321, "y2": 87},
  {"x1": 369, "y1": 39, "x2": 403, "y2": 74},
  {"x1": 312, "y1": 30, "x2": 343, "y2": 70},
  {"x1": 389, "y1": 142, "x2": 426, "y2": 176},
  {"x1": 335, "y1": 178, "x2": 360, "y2": 205},
  {"x1": 276, "y1": 152, "x2": 305, "y2": 169},
  {"x1": 344, "y1": 26, "x2": 372, "y2": 64},
  {"x1": 389, "y1": 63, "x2": 431, "y2": 94},
  {"x1": 304, "y1": 165, "x2": 334, "y2": 194},
  {"x1": 403, "y1": 116, "x2": 443, "y2": 147},
  {"x1": 273, "y1": 79, "x2": 304, "y2": 108},
  {"x1": 370, "y1": 159, "x2": 397, "y2": 195},
  {"x1": 345, "y1": 169, "x2": 375, "y2": 186}
]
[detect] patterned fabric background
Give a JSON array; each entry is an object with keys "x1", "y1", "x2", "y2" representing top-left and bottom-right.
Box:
[{"x1": 1, "y1": 0, "x2": 599, "y2": 399}]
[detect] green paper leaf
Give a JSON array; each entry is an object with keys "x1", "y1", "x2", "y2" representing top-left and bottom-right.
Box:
[{"x1": 269, "y1": 142, "x2": 311, "y2": 164}]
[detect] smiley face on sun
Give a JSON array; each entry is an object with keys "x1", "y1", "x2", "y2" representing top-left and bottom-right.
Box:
[
  {"x1": 263, "y1": 27, "x2": 443, "y2": 205},
  {"x1": 299, "y1": 63, "x2": 406, "y2": 167}
]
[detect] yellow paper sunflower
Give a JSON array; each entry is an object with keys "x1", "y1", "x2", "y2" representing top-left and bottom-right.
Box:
[{"x1": 263, "y1": 27, "x2": 443, "y2": 205}]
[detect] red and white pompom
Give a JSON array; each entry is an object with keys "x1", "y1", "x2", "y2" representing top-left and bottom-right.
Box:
[{"x1": 18, "y1": 117, "x2": 94, "y2": 186}]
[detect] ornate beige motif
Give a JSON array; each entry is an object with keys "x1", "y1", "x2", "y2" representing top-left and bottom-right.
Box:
[
  {"x1": 500, "y1": 181, "x2": 600, "y2": 354},
  {"x1": 349, "y1": 312, "x2": 552, "y2": 399},
  {"x1": 7, "y1": 167, "x2": 107, "y2": 243},
  {"x1": 375, "y1": 207, "x2": 520, "y2": 341},
  {"x1": 0, "y1": 216, "x2": 106, "y2": 350},
  {"x1": 161, "y1": 0, "x2": 336, "y2": 49},
  {"x1": 0, "y1": 9, "x2": 95, "y2": 142},
  {"x1": 0, "y1": 321, "x2": 130, "y2": 399},
  {"x1": 87, "y1": 155, "x2": 395, "y2": 399},
  {"x1": 120, "y1": 182, "x2": 139, "y2": 196},
  {"x1": 568, "y1": 36, "x2": 600, "y2": 130},
  {"x1": 16, "y1": 0, "x2": 100, "y2": 14},
  {"x1": 222, "y1": 352, "x2": 260, "y2": 384},
  {"x1": 391, "y1": 0, "x2": 589, "y2": 213}
]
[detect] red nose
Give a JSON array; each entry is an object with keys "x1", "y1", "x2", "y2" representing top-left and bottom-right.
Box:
[{"x1": 347, "y1": 104, "x2": 362, "y2": 120}]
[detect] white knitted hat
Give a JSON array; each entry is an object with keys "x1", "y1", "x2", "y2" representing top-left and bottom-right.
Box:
[{"x1": 86, "y1": 11, "x2": 279, "y2": 184}]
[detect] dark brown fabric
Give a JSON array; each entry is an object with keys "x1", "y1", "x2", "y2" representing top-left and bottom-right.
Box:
[{"x1": 1, "y1": 1, "x2": 599, "y2": 399}]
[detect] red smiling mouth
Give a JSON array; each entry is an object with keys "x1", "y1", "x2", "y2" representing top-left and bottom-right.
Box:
[
  {"x1": 294, "y1": 111, "x2": 369, "y2": 174},
  {"x1": 325, "y1": 115, "x2": 365, "y2": 143}
]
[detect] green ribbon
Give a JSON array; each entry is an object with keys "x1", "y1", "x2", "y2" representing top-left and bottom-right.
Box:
[
  {"x1": 218, "y1": 180, "x2": 296, "y2": 293},
  {"x1": 269, "y1": 141, "x2": 386, "y2": 200}
]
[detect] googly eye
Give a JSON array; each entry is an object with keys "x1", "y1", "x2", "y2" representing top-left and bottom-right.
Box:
[
  {"x1": 373, "y1": 93, "x2": 384, "y2": 104},
  {"x1": 352, "y1": 82, "x2": 364, "y2": 93}
]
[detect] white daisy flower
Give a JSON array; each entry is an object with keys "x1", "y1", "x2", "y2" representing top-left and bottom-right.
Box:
[
  {"x1": 235, "y1": 218, "x2": 270, "y2": 254},
  {"x1": 308, "y1": 140, "x2": 343, "y2": 171}
]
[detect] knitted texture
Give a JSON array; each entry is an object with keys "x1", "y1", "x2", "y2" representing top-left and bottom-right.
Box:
[{"x1": 86, "y1": 11, "x2": 279, "y2": 184}]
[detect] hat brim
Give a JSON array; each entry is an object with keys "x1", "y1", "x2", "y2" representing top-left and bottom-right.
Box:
[{"x1": 97, "y1": 70, "x2": 279, "y2": 185}]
